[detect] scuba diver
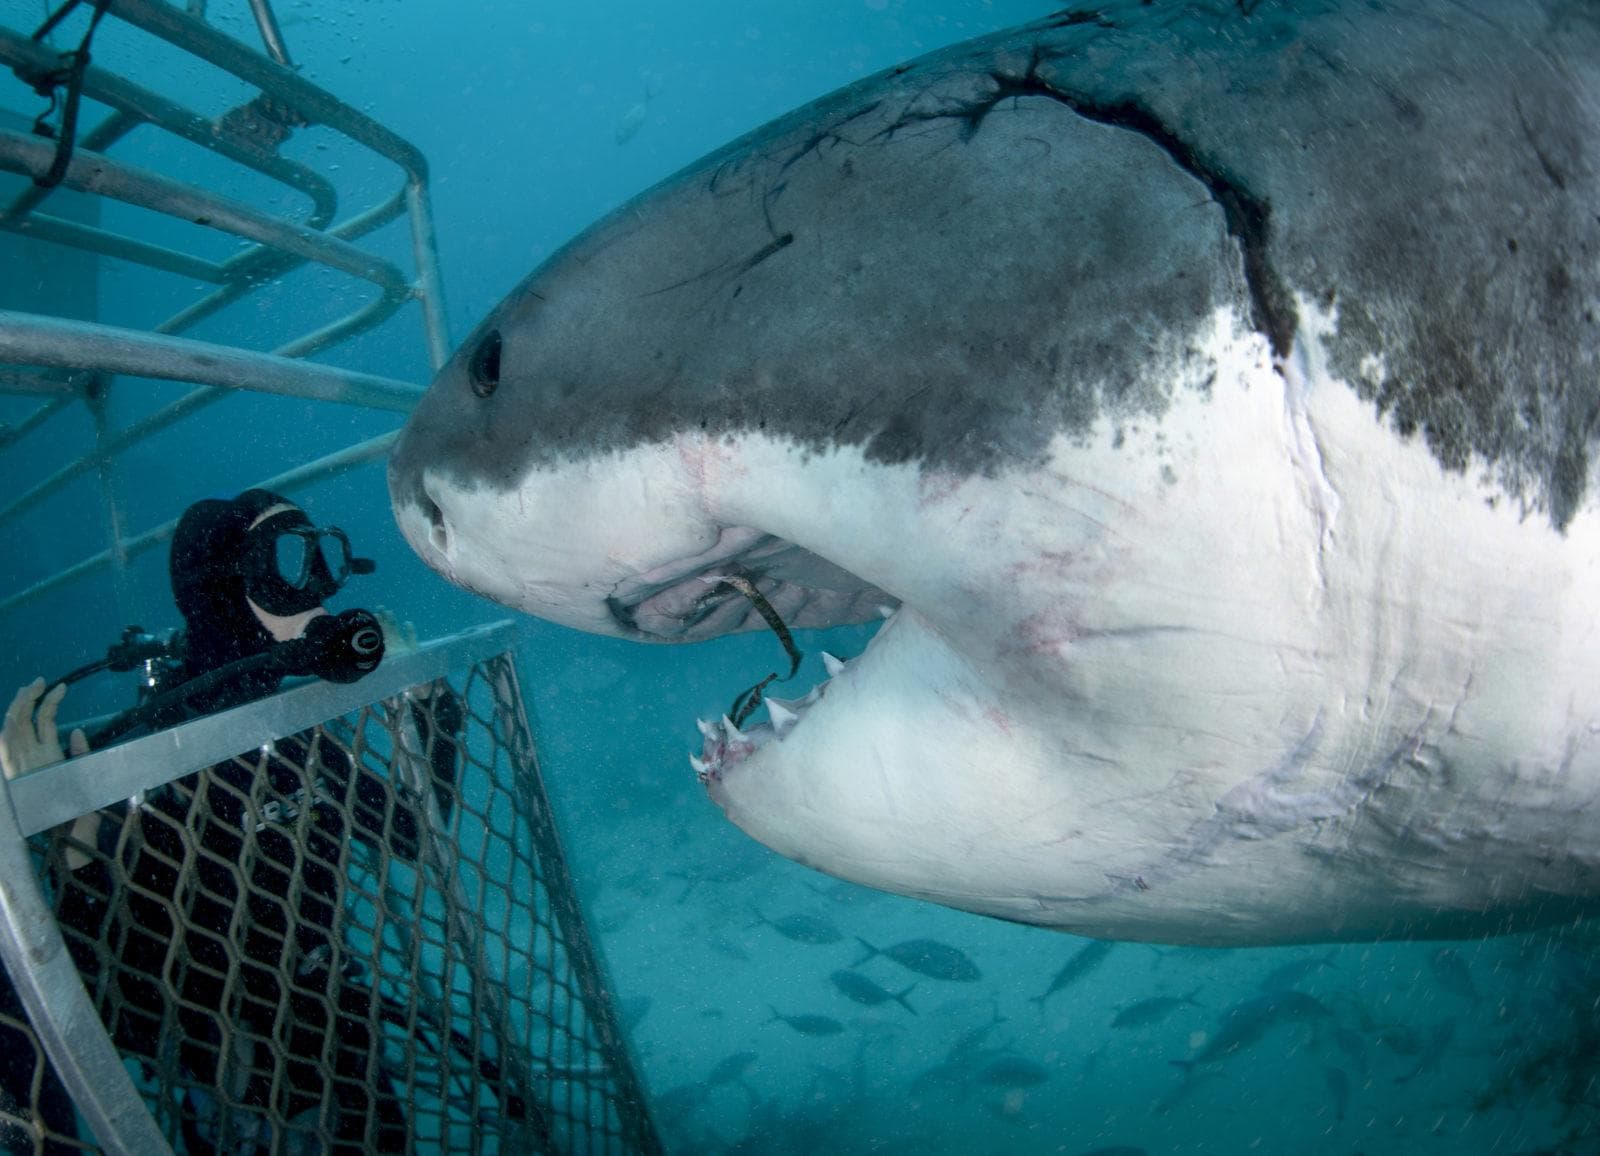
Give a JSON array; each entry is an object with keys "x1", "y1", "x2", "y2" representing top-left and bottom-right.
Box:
[{"x1": 0, "y1": 489, "x2": 465, "y2": 1154}]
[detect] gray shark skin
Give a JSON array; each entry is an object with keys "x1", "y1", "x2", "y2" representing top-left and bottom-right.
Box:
[{"x1": 390, "y1": 1, "x2": 1600, "y2": 946}]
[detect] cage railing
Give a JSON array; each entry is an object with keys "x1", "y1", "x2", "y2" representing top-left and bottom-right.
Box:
[
  {"x1": 0, "y1": 0, "x2": 449, "y2": 622},
  {"x1": 0, "y1": 621, "x2": 664, "y2": 1155},
  {"x1": 0, "y1": 429, "x2": 398, "y2": 616}
]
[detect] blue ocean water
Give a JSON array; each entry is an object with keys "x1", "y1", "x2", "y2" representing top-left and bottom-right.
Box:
[{"x1": 1, "y1": 2, "x2": 1596, "y2": 1154}]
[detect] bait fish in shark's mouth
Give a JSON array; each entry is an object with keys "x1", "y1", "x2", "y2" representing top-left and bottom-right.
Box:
[{"x1": 390, "y1": 1, "x2": 1600, "y2": 945}]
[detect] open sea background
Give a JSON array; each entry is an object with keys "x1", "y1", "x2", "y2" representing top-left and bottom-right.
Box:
[{"x1": 0, "y1": 2, "x2": 1596, "y2": 1153}]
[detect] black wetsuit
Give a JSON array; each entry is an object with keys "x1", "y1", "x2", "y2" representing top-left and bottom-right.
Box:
[{"x1": 51, "y1": 699, "x2": 461, "y2": 1155}]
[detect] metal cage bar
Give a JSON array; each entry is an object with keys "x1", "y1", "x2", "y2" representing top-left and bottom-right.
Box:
[
  {"x1": 98, "y1": 0, "x2": 451, "y2": 366},
  {"x1": 0, "y1": 429, "x2": 397, "y2": 617},
  {"x1": 1, "y1": 0, "x2": 450, "y2": 627},
  {"x1": 0, "y1": 623, "x2": 663, "y2": 1154}
]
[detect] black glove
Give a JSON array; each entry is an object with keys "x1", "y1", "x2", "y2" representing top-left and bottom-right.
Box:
[{"x1": 281, "y1": 608, "x2": 386, "y2": 683}]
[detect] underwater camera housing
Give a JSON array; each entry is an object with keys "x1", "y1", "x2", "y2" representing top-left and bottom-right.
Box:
[{"x1": 52, "y1": 610, "x2": 386, "y2": 749}]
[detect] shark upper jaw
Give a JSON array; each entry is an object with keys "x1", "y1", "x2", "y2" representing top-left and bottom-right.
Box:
[
  {"x1": 392, "y1": 423, "x2": 911, "y2": 642},
  {"x1": 392, "y1": 442, "x2": 955, "y2": 823}
]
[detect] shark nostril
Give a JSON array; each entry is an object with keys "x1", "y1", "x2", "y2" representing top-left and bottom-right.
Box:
[{"x1": 423, "y1": 492, "x2": 450, "y2": 556}]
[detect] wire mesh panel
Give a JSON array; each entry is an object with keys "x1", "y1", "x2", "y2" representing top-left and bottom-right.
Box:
[
  {"x1": 0, "y1": 1000, "x2": 90, "y2": 1154},
  {"x1": 0, "y1": 638, "x2": 660, "y2": 1155}
]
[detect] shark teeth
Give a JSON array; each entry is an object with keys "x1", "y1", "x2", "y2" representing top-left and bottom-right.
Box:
[
  {"x1": 691, "y1": 649, "x2": 859, "y2": 783},
  {"x1": 766, "y1": 698, "x2": 799, "y2": 736}
]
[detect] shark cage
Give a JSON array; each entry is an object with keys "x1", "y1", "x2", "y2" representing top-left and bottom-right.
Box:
[{"x1": 0, "y1": 1, "x2": 661, "y2": 1152}]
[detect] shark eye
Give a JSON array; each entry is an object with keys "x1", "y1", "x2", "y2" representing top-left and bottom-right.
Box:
[{"x1": 468, "y1": 330, "x2": 502, "y2": 398}]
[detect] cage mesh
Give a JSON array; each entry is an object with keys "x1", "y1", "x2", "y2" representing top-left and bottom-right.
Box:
[{"x1": 3, "y1": 651, "x2": 658, "y2": 1155}]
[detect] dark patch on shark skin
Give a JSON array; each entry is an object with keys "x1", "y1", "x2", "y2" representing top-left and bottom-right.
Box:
[
  {"x1": 392, "y1": 0, "x2": 1600, "y2": 530},
  {"x1": 391, "y1": 55, "x2": 1240, "y2": 503},
  {"x1": 880, "y1": 44, "x2": 1296, "y2": 356},
  {"x1": 1009, "y1": 0, "x2": 1600, "y2": 528}
]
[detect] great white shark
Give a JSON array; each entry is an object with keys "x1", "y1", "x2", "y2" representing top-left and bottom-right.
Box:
[{"x1": 390, "y1": 0, "x2": 1600, "y2": 945}]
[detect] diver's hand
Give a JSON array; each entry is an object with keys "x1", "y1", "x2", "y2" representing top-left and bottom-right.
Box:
[
  {"x1": 372, "y1": 606, "x2": 419, "y2": 658},
  {"x1": 372, "y1": 608, "x2": 441, "y2": 701},
  {"x1": 1, "y1": 678, "x2": 88, "y2": 780}
]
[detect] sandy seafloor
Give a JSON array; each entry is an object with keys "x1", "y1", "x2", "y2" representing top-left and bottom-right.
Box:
[{"x1": 0, "y1": 1, "x2": 1596, "y2": 1153}]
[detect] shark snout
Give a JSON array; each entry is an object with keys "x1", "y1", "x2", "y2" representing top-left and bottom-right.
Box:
[
  {"x1": 386, "y1": 428, "x2": 455, "y2": 572},
  {"x1": 411, "y1": 474, "x2": 454, "y2": 563}
]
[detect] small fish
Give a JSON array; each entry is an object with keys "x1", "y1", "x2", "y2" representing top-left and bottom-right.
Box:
[
  {"x1": 767, "y1": 1007, "x2": 846, "y2": 1037},
  {"x1": 749, "y1": 908, "x2": 843, "y2": 945},
  {"x1": 949, "y1": 1001, "x2": 1007, "y2": 1060},
  {"x1": 706, "y1": 1051, "x2": 759, "y2": 1087},
  {"x1": 829, "y1": 969, "x2": 916, "y2": 1013},
  {"x1": 1110, "y1": 988, "x2": 1204, "y2": 1029},
  {"x1": 980, "y1": 1055, "x2": 1050, "y2": 1088},
  {"x1": 1376, "y1": 1023, "x2": 1424, "y2": 1056},
  {"x1": 613, "y1": 85, "x2": 653, "y2": 145},
  {"x1": 1394, "y1": 1020, "x2": 1455, "y2": 1084},
  {"x1": 1259, "y1": 949, "x2": 1339, "y2": 992},
  {"x1": 709, "y1": 934, "x2": 751, "y2": 962},
  {"x1": 1428, "y1": 946, "x2": 1479, "y2": 1002},
  {"x1": 668, "y1": 841, "x2": 771, "y2": 900},
  {"x1": 1171, "y1": 992, "x2": 1330, "y2": 1070},
  {"x1": 1156, "y1": 1067, "x2": 1225, "y2": 1115},
  {"x1": 853, "y1": 937, "x2": 981, "y2": 981},
  {"x1": 1031, "y1": 939, "x2": 1115, "y2": 1007}
]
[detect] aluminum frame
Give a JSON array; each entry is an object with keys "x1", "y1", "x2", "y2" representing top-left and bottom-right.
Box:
[
  {"x1": 0, "y1": 622, "x2": 665, "y2": 1154},
  {"x1": 1, "y1": 0, "x2": 450, "y2": 620}
]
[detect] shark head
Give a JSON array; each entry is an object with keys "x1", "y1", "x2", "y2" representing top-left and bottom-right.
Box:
[{"x1": 391, "y1": 6, "x2": 1600, "y2": 945}]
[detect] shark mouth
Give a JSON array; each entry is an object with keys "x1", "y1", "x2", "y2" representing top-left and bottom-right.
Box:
[
  {"x1": 603, "y1": 528, "x2": 893, "y2": 642},
  {"x1": 599, "y1": 527, "x2": 897, "y2": 787}
]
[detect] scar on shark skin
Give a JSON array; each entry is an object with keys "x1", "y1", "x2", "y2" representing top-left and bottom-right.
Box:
[{"x1": 700, "y1": 574, "x2": 806, "y2": 727}]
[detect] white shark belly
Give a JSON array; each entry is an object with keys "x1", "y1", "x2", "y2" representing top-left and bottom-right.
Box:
[{"x1": 700, "y1": 307, "x2": 1600, "y2": 944}]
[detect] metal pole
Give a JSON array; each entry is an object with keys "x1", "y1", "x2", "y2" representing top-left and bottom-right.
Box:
[
  {"x1": 85, "y1": 374, "x2": 136, "y2": 625},
  {"x1": 153, "y1": 187, "x2": 409, "y2": 341},
  {"x1": 0, "y1": 312, "x2": 422, "y2": 411},
  {"x1": 0, "y1": 395, "x2": 71, "y2": 452},
  {"x1": 387, "y1": 695, "x2": 553, "y2": 1152},
  {"x1": 0, "y1": 212, "x2": 223, "y2": 282},
  {"x1": 243, "y1": 0, "x2": 292, "y2": 67},
  {"x1": 0, "y1": 384, "x2": 223, "y2": 533},
  {"x1": 491, "y1": 657, "x2": 664, "y2": 1156},
  {"x1": 0, "y1": 130, "x2": 409, "y2": 297},
  {"x1": 0, "y1": 431, "x2": 401, "y2": 617},
  {"x1": 0, "y1": 107, "x2": 139, "y2": 224},
  {"x1": 0, "y1": 29, "x2": 337, "y2": 226},
  {"x1": 105, "y1": 0, "x2": 431, "y2": 181},
  {"x1": 405, "y1": 176, "x2": 451, "y2": 370},
  {"x1": 0, "y1": 781, "x2": 175, "y2": 1155}
]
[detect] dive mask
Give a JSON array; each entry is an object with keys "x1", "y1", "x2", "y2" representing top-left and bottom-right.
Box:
[{"x1": 242, "y1": 508, "x2": 375, "y2": 616}]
